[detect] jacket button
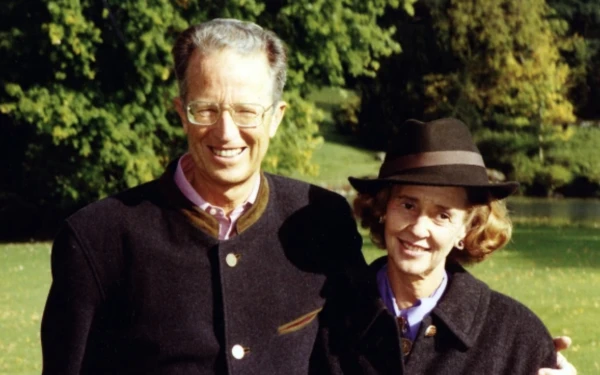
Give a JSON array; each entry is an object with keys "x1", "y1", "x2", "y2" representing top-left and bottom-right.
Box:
[
  {"x1": 231, "y1": 344, "x2": 248, "y2": 359},
  {"x1": 225, "y1": 253, "x2": 239, "y2": 267},
  {"x1": 208, "y1": 207, "x2": 218, "y2": 216},
  {"x1": 425, "y1": 325, "x2": 437, "y2": 337}
]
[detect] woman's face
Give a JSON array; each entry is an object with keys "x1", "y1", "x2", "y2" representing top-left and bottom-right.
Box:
[{"x1": 384, "y1": 185, "x2": 470, "y2": 281}]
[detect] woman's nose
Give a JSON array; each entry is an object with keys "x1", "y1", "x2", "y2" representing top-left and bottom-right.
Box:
[{"x1": 408, "y1": 215, "x2": 430, "y2": 238}]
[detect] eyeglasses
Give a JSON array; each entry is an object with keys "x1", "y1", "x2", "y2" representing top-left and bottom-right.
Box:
[{"x1": 185, "y1": 101, "x2": 275, "y2": 128}]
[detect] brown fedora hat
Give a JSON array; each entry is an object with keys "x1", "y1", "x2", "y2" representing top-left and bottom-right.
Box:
[{"x1": 348, "y1": 118, "x2": 519, "y2": 200}]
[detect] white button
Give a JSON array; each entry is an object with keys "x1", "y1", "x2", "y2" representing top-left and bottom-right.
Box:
[
  {"x1": 225, "y1": 253, "x2": 238, "y2": 267},
  {"x1": 231, "y1": 344, "x2": 245, "y2": 359},
  {"x1": 208, "y1": 207, "x2": 218, "y2": 216}
]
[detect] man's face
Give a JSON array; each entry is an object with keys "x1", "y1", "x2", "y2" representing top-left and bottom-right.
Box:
[{"x1": 175, "y1": 48, "x2": 286, "y2": 192}]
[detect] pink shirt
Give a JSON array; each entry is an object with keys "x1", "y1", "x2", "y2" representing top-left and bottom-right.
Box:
[{"x1": 174, "y1": 154, "x2": 260, "y2": 240}]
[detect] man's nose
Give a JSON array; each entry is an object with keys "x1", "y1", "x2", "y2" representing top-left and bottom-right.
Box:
[{"x1": 213, "y1": 109, "x2": 240, "y2": 139}]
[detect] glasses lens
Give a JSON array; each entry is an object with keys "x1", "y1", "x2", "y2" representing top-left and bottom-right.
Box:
[
  {"x1": 232, "y1": 103, "x2": 263, "y2": 127},
  {"x1": 186, "y1": 102, "x2": 269, "y2": 127},
  {"x1": 188, "y1": 102, "x2": 219, "y2": 125}
]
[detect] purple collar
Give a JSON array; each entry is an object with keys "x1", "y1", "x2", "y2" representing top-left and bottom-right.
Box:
[{"x1": 376, "y1": 262, "x2": 448, "y2": 341}]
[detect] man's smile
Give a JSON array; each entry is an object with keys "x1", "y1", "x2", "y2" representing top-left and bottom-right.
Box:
[{"x1": 209, "y1": 146, "x2": 246, "y2": 158}]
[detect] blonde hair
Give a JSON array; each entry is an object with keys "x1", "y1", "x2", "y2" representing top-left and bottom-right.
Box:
[{"x1": 353, "y1": 186, "x2": 513, "y2": 265}]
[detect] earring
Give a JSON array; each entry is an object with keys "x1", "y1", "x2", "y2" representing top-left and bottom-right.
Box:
[
  {"x1": 379, "y1": 216, "x2": 385, "y2": 224},
  {"x1": 457, "y1": 240, "x2": 464, "y2": 250}
]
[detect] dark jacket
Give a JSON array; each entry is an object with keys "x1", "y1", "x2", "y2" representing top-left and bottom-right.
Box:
[
  {"x1": 311, "y1": 257, "x2": 557, "y2": 375},
  {"x1": 41, "y1": 163, "x2": 365, "y2": 375}
]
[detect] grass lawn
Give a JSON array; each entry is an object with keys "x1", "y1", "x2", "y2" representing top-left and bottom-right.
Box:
[
  {"x1": 1, "y1": 224, "x2": 599, "y2": 374},
  {"x1": 0, "y1": 242, "x2": 51, "y2": 375},
  {"x1": 291, "y1": 138, "x2": 381, "y2": 189},
  {"x1": 291, "y1": 87, "x2": 382, "y2": 189}
]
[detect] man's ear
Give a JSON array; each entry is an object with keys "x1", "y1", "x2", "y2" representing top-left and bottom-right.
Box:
[
  {"x1": 174, "y1": 97, "x2": 188, "y2": 133},
  {"x1": 268, "y1": 101, "x2": 287, "y2": 138}
]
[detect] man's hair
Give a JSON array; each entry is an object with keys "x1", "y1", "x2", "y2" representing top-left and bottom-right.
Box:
[
  {"x1": 172, "y1": 18, "x2": 288, "y2": 101},
  {"x1": 353, "y1": 185, "x2": 513, "y2": 265}
]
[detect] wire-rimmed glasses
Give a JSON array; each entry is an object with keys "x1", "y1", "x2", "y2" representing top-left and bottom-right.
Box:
[{"x1": 185, "y1": 101, "x2": 275, "y2": 128}]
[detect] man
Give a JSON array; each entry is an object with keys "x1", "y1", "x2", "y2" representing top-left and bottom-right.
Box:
[
  {"x1": 41, "y1": 18, "x2": 364, "y2": 375},
  {"x1": 41, "y1": 19, "x2": 575, "y2": 375}
]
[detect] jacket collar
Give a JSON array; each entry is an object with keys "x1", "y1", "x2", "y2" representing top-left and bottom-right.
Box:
[
  {"x1": 157, "y1": 159, "x2": 270, "y2": 238},
  {"x1": 351, "y1": 257, "x2": 490, "y2": 349},
  {"x1": 430, "y1": 262, "x2": 490, "y2": 348}
]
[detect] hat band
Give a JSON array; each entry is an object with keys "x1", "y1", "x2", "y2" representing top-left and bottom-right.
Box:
[{"x1": 380, "y1": 150, "x2": 485, "y2": 177}]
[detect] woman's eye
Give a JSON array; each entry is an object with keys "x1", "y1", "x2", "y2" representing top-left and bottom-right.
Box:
[
  {"x1": 401, "y1": 202, "x2": 414, "y2": 210},
  {"x1": 439, "y1": 212, "x2": 451, "y2": 221}
]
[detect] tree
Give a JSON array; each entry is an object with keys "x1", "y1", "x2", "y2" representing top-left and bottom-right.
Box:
[
  {"x1": 425, "y1": 0, "x2": 575, "y2": 134},
  {"x1": 0, "y1": 0, "x2": 411, "y2": 236},
  {"x1": 547, "y1": 0, "x2": 600, "y2": 119},
  {"x1": 353, "y1": 0, "x2": 578, "y2": 194},
  {"x1": 352, "y1": 0, "x2": 444, "y2": 148},
  {"x1": 425, "y1": 0, "x2": 578, "y2": 195}
]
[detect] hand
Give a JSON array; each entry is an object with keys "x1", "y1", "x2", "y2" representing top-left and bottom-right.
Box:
[{"x1": 537, "y1": 336, "x2": 577, "y2": 375}]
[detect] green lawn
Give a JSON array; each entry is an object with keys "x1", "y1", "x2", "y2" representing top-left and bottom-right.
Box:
[
  {"x1": 1, "y1": 224, "x2": 599, "y2": 374},
  {"x1": 0, "y1": 242, "x2": 51, "y2": 375},
  {"x1": 291, "y1": 139, "x2": 382, "y2": 189}
]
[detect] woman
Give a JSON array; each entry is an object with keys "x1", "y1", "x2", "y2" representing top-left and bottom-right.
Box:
[{"x1": 312, "y1": 118, "x2": 560, "y2": 374}]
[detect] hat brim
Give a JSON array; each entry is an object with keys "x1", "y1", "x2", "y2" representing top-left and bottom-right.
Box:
[{"x1": 348, "y1": 174, "x2": 519, "y2": 201}]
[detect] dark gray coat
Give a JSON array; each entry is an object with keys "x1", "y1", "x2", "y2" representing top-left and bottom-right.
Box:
[
  {"x1": 311, "y1": 258, "x2": 556, "y2": 374},
  {"x1": 41, "y1": 163, "x2": 366, "y2": 375}
]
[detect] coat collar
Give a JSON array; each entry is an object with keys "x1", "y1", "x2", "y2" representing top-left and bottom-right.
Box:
[
  {"x1": 430, "y1": 262, "x2": 491, "y2": 348},
  {"x1": 350, "y1": 257, "x2": 491, "y2": 350},
  {"x1": 157, "y1": 159, "x2": 270, "y2": 238}
]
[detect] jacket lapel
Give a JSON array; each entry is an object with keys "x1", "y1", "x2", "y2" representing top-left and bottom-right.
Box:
[
  {"x1": 432, "y1": 263, "x2": 490, "y2": 348},
  {"x1": 344, "y1": 257, "x2": 405, "y2": 374}
]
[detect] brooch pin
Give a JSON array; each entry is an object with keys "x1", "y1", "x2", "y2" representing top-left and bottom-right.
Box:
[{"x1": 401, "y1": 337, "x2": 413, "y2": 356}]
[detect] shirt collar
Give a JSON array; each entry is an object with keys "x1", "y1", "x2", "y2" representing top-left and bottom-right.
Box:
[
  {"x1": 174, "y1": 153, "x2": 260, "y2": 212},
  {"x1": 377, "y1": 261, "x2": 448, "y2": 341}
]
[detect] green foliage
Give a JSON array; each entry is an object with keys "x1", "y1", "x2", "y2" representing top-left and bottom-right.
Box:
[
  {"x1": 351, "y1": 1, "x2": 438, "y2": 148},
  {"x1": 548, "y1": 126, "x2": 600, "y2": 185},
  {"x1": 547, "y1": 0, "x2": 600, "y2": 118},
  {"x1": 263, "y1": 90, "x2": 324, "y2": 176},
  {"x1": 277, "y1": 0, "x2": 402, "y2": 89},
  {"x1": 425, "y1": 0, "x2": 576, "y2": 130},
  {"x1": 487, "y1": 125, "x2": 600, "y2": 196},
  {"x1": 512, "y1": 154, "x2": 544, "y2": 187},
  {"x1": 0, "y1": 0, "x2": 407, "y2": 219},
  {"x1": 1, "y1": 0, "x2": 186, "y2": 210},
  {"x1": 332, "y1": 93, "x2": 361, "y2": 135},
  {"x1": 353, "y1": 0, "x2": 596, "y2": 195},
  {"x1": 536, "y1": 164, "x2": 574, "y2": 194}
]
